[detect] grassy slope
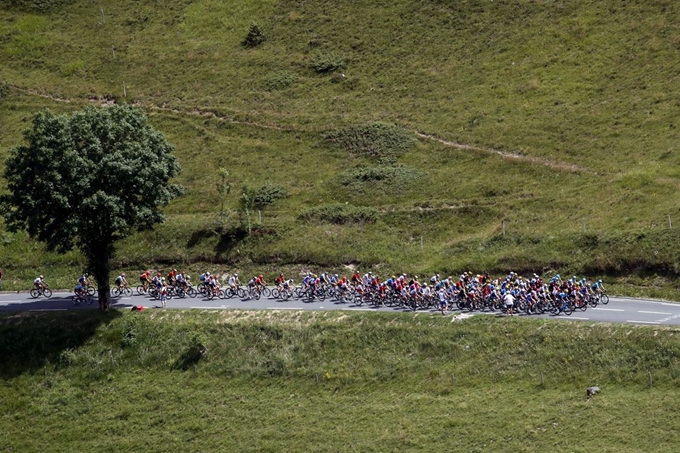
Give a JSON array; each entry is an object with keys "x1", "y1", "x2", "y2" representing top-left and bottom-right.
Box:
[
  {"x1": 1, "y1": 0, "x2": 680, "y2": 295},
  {"x1": 2, "y1": 310, "x2": 680, "y2": 451}
]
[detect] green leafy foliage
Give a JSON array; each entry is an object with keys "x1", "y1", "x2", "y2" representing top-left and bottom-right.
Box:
[
  {"x1": 325, "y1": 122, "x2": 416, "y2": 158},
  {"x1": 299, "y1": 204, "x2": 377, "y2": 225},
  {"x1": 339, "y1": 165, "x2": 422, "y2": 188},
  {"x1": 310, "y1": 51, "x2": 345, "y2": 73},
  {"x1": 266, "y1": 71, "x2": 296, "y2": 91},
  {"x1": 1, "y1": 105, "x2": 183, "y2": 308},
  {"x1": 243, "y1": 183, "x2": 288, "y2": 209},
  {"x1": 0, "y1": 82, "x2": 8, "y2": 102},
  {"x1": 241, "y1": 22, "x2": 266, "y2": 48},
  {"x1": 4, "y1": 0, "x2": 70, "y2": 11}
]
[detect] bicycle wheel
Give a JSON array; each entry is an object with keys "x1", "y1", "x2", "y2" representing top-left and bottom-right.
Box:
[
  {"x1": 563, "y1": 304, "x2": 573, "y2": 315},
  {"x1": 136, "y1": 285, "x2": 147, "y2": 295},
  {"x1": 186, "y1": 287, "x2": 198, "y2": 298},
  {"x1": 237, "y1": 288, "x2": 247, "y2": 299},
  {"x1": 271, "y1": 288, "x2": 280, "y2": 299},
  {"x1": 72, "y1": 295, "x2": 81, "y2": 305},
  {"x1": 86, "y1": 285, "x2": 96, "y2": 296},
  {"x1": 43, "y1": 288, "x2": 52, "y2": 298},
  {"x1": 86, "y1": 295, "x2": 94, "y2": 305},
  {"x1": 111, "y1": 287, "x2": 121, "y2": 298},
  {"x1": 218, "y1": 290, "x2": 227, "y2": 299},
  {"x1": 601, "y1": 294, "x2": 609, "y2": 305},
  {"x1": 261, "y1": 287, "x2": 272, "y2": 297},
  {"x1": 30, "y1": 289, "x2": 39, "y2": 298}
]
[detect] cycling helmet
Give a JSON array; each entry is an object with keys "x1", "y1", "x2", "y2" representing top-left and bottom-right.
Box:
[
  {"x1": 598, "y1": 279, "x2": 603, "y2": 283},
  {"x1": 259, "y1": 274, "x2": 263, "y2": 278},
  {"x1": 234, "y1": 273, "x2": 238, "y2": 277},
  {"x1": 40, "y1": 275, "x2": 44, "y2": 279},
  {"x1": 423, "y1": 283, "x2": 428, "y2": 287}
]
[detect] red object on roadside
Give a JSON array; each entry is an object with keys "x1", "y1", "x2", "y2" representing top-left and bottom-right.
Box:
[{"x1": 131, "y1": 305, "x2": 145, "y2": 312}]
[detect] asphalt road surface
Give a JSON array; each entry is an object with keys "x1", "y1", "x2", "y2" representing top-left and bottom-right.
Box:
[{"x1": 1, "y1": 290, "x2": 680, "y2": 325}]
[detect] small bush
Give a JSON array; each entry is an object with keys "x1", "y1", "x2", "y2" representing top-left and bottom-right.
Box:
[
  {"x1": 311, "y1": 51, "x2": 345, "y2": 73},
  {"x1": 251, "y1": 183, "x2": 288, "y2": 209},
  {"x1": 242, "y1": 23, "x2": 266, "y2": 48},
  {"x1": 0, "y1": 82, "x2": 9, "y2": 102},
  {"x1": 339, "y1": 165, "x2": 422, "y2": 186},
  {"x1": 266, "y1": 71, "x2": 296, "y2": 91},
  {"x1": 299, "y1": 204, "x2": 378, "y2": 225},
  {"x1": 324, "y1": 122, "x2": 416, "y2": 158},
  {"x1": 6, "y1": 0, "x2": 70, "y2": 11}
]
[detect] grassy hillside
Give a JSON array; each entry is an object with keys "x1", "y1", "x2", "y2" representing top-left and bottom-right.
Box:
[
  {"x1": 2, "y1": 310, "x2": 680, "y2": 451},
  {"x1": 2, "y1": 0, "x2": 680, "y2": 295}
]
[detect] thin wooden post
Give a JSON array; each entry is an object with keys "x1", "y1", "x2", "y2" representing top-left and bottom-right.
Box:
[
  {"x1": 100, "y1": 7, "x2": 105, "y2": 23},
  {"x1": 502, "y1": 221, "x2": 506, "y2": 236},
  {"x1": 648, "y1": 370, "x2": 653, "y2": 387},
  {"x1": 420, "y1": 236, "x2": 423, "y2": 251},
  {"x1": 668, "y1": 215, "x2": 672, "y2": 230},
  {"x1": 451, "y1": 373, "x2": 455, "y2": 385},
  {"x1": 315, "y1": 373, "x2": 319, "y2": 385},
  {"x1": 582, "y1": 218, "x2": 587, "y2": 233},
  {"x1": 122, "y1": 81, "x2": 126, "y2": 97},
  {"x1": 258, "y1": 210, "x2": 262, "y2": 224},
  {"x1": 541, "y1": 372, "x2": 544, "y2": 386}
]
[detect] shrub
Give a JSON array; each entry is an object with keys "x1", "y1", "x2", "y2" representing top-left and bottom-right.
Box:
[
  {"x1": 242, "y1": 23, "x2": 266, "y2": 48},
  {"x1": 310, "y1": 51, "x2": 345, "y2": 73},
  {"x1": 339, "y1": 165, "x2": 422, "y2": 186},
  {"x1": 0, "y1": 82, "x2": 8, "y2": 102},
  {"x1": 266, "y1": 71, "x2": 296, "y2": 91},
  {"x1": 6, "y1": 0, "x2": 70, "y2": 10},
  {"x1": 299, "y1": 204, "x2": 378, "y2": 225},
  {"x1": 324, "y1": 122, "x2": 416, "y2": 158},
  {"x1": 250, "y1": 183, "x2": 288, "y2": 209}
]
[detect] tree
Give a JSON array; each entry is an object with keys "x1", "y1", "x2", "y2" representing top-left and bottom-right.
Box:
[{"x1": 1, "y1": 105, "x2": 183, "y2": 310}]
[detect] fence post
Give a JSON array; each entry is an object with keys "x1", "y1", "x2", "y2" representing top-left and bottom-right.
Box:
[
  {"x1": 420, "y1": 236, "x2": 423, "y2": 251},
  {"x1": 258, "y1": 210, "x2": 262, "y2": 224},
  {"x1": 122, "y1": 82, "x2": 127, "y2": 97},
  {"x1": 502, "y1": 221, "x2": 506, "y2": 236},
  {"x1": 582, "y1": 218, "x2": 587, "y2": 233},
  {"x1": 315, "y1": 373, "x2": 319, "y2": 385},
  {"x1": 100, "y1": 7, "x2": 105, "y2": 23},
  {"x1": 648, "y1": 370, "x2": 653, "y2": 387},
  {"x1": 669, "y1": 215, "x2": 672, "y2": 230}
]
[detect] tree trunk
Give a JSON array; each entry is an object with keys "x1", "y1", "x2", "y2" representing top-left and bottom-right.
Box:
[{"x1": 86, "y1": 242, "x2": 113, "y2": 311}]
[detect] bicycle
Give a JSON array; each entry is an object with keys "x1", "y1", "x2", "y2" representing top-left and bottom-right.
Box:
[
  {"x1": 30, "y1": 286, "x2": 52, "y2": 299},
  {"x1": 111, "y1": 285, "x2": 133, "y2": 297},
  {"x1": 72, "y1": 292, "x2": 94, "y2": 305}
]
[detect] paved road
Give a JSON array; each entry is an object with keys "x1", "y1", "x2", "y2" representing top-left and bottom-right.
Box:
[{"x1": 1, "y1": 290, "x2": 680, "y2": 325}]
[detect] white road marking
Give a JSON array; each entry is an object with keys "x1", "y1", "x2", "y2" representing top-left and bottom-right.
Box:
[
  {"x1": 29, "y1": 309, "x2": 67, "y2": 311},
  {"x1": 562, "y1": 316, "x2": 589, "y2": 320},
  {"x1": 592, "y1": 308, "x2": 625, "y2": 312},
  {"x1": 121, "y1": 297, "x2": 132, "y2": 300},
  {"x1": 190, "y1": 306, "x2": 223, "y2": 309},
  {"x1": 638, "y1": 311, "x2": 673, "y2": 315},
  {"x1": 267, "y1": 307, "x2": 300, "y2": 310},
  {"x1": 627, "y1": 320, "x2": 661, "y2": 324},
  {"x1": 0, "y1": 300, "x2": 21, "y2": 303}
]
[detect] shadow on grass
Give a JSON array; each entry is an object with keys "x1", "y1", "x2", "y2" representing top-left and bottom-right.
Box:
[{"x1": 0, "y1": 309, "x2": 122, "y2": 379}]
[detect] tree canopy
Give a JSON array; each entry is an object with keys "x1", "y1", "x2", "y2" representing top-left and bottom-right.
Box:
[{"x1": 1, "y1": 105, "x2": 183, "y2": 309}]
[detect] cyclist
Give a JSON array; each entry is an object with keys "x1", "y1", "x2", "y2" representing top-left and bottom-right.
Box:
[
  {"x1": 34, "y1": 275, "x2": 47, "y2": 290},
  {"x1": 74, "y1": 281, "x2": 87, "y2": 298},
  {"x1": 114, "y1": 272, "x2": 128, "y2": 289},
  {"x1": 78, "y1": 273, "x2": 90, "y2": 287},
  {"x1": 592, "y1": 279, "x2": 605, "y2": 294},
  {"x1": 275, "y1": 273, "x2": 285, "y2": 288},
  {"x1": 140, "y1": 270, "x2": 151, "y2": 290},
  {"x1": 167, "y1": 269, "x2": 178, "y2": 287},
  {"x1": 228, "y1": 273, "x2": 240, "y2": 290}
]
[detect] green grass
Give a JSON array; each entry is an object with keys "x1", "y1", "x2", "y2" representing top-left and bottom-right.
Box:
[
  {"x1": 3, "y1": 310, "x2": 680, "y2": 451},
  {"x1": 1, "y1": 0, "x2": 680, "y2": 297}
]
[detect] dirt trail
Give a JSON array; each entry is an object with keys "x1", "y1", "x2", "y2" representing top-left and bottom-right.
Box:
[
  {"x1": 9, "y1": 84, "x2": 597, "y2": 174},
  {"x1": 415, "y1": 132, "x2": 596, "y2": 174}
]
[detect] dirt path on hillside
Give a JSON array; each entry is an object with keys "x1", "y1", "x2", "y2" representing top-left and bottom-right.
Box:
[{"x1": 8, "y1": 85, "x2": 596, "y2": 174}]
